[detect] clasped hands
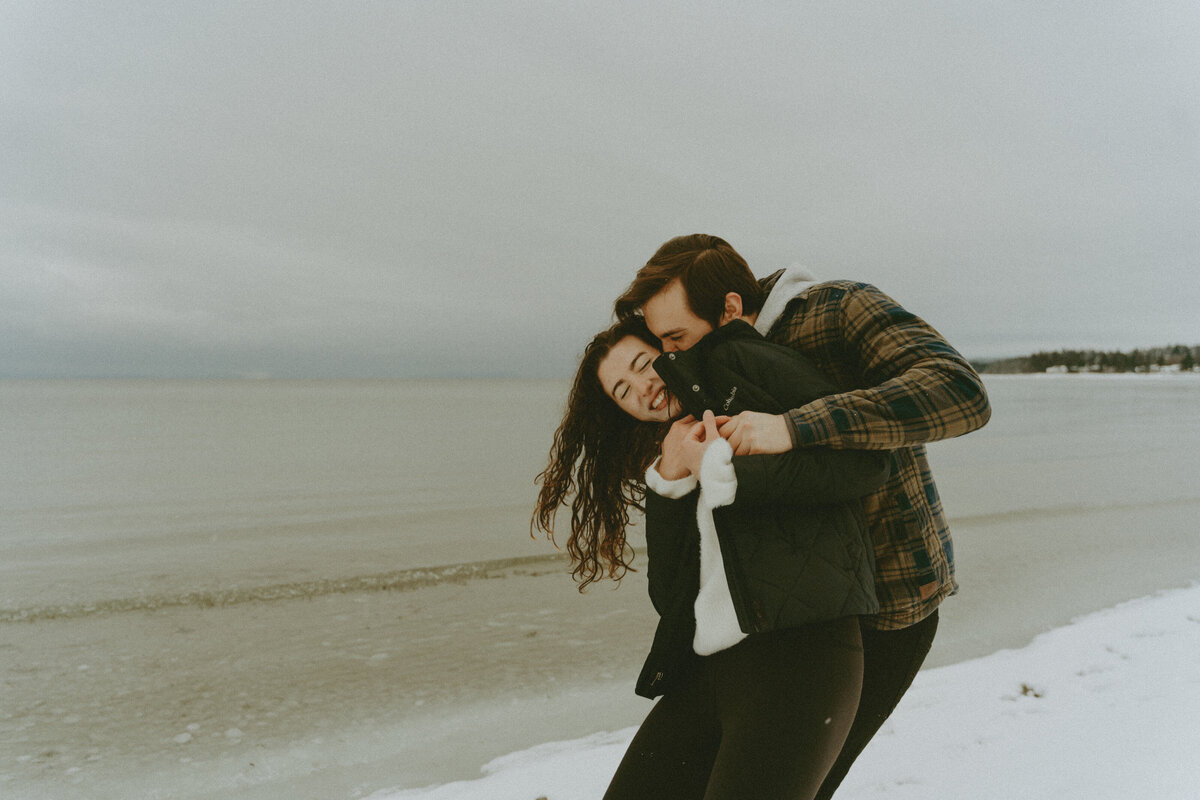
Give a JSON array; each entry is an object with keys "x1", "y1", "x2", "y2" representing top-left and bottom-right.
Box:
[{"x1": 657, "y1": 409, "x2": 792, "y2": 481}]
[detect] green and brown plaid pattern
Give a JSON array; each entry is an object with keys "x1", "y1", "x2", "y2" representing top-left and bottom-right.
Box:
[{"x1": 763, "y1": 279, "x2": 991, "y2": 630}]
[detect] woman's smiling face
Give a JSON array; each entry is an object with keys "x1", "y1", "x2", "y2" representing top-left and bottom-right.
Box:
[{"x1": 596, "y1": 335, "x2": 679, "y2": 422}]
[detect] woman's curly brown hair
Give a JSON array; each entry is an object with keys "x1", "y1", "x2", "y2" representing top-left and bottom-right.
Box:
[{"x1": 532, "y1": 317, "x2": 669, "y2": 590}]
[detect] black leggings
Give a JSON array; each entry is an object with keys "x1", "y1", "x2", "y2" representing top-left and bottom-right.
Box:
[
  {"x1": 603, "y1": 617, "x2": 864, "y2": 800},
  {"x1": 812, "y1": 609, "x2": 939, "y2": 800}
]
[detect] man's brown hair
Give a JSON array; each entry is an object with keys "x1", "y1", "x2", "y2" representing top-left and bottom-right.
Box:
[{"x1": 614, "y1": 234, "x2": 765, "y2": 326}]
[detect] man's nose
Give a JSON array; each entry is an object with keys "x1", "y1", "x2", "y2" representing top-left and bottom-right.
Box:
[{"x1": 662, "y1": 341, "x2": 681, "y2": 353}]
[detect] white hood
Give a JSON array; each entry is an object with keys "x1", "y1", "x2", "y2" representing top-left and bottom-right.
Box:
[{"x1": 753, "y1": 265, "x2": 821, "y2": 335}]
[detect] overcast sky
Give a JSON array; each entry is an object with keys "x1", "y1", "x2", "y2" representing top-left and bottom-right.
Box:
[{"x1": 3, "y1": 1, "x2": 1198, "y2": 378}]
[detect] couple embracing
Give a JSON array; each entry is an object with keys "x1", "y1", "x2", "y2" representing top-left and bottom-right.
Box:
[{"x1": 534, "y1": 234, "x2": 991, "y2": 799}]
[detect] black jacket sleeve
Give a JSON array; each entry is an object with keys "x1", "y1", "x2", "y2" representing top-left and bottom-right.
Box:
[{"x1": 730, "y1": 447, "x2": 891, "y2": 508}]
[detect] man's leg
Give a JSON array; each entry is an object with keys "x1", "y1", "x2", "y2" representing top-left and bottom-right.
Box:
[{"x1": 812, "y1": 610, "x2": 939, "y2": 800}]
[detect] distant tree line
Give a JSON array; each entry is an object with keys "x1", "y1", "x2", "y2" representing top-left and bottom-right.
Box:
[{"x1": 975, "y1": 344, "x2": 1199, "y2": 374}]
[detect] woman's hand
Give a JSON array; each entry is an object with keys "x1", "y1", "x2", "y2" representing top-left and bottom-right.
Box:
[
  {"x1": 678, "y1": 410, "x2": 723, "y2": 477},
  {"x1": 656, "y1": 415, "x2": 696, "y2": 481}
]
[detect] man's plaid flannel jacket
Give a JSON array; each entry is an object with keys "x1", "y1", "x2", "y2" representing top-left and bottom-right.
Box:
[{"x1": 759, "y1": 272, "x2": 991, "y2": 630}]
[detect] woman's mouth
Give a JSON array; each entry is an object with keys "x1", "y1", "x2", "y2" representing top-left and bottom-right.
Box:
[{"x1": 650, "y1": 388, "x2": 669, "y2": 412}]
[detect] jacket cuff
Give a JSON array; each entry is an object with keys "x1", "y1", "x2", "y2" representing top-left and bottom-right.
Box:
[
  {"x1": 786, "y1": 404, "x2": 825, "y2": 447},
  {"x1": 698, "y1": 438, "x2": 737, "y2": 509},
  {"x1": 646, "y1": 456, "x2": 699, "y2": 498}
]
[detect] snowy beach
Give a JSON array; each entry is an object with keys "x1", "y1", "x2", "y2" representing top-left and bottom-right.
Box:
[
  {"x1": 2, "y1": 375, "x2": 1199, "y2": 799},
  {"x1": 373, "y1": 583, "x2": 1200, "y2": 800}
]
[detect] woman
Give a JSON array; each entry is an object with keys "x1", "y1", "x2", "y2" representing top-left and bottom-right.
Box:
[{"x1": 533, "y1": 316, "x2": 890, "y2": 799}]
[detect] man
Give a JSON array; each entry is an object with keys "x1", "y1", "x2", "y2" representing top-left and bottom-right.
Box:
[{"x1": 614, "y1": 233, "x2": 991, "y2": 798}]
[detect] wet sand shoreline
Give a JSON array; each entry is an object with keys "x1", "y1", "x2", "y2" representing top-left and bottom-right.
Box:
[{"x1": 0, "y1": 559, "x2": 657, "y2": 799}]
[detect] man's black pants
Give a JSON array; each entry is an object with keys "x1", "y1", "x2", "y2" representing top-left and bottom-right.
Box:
[{"x1": 813, "y1": 609, "x2": 940, "y2": 800}]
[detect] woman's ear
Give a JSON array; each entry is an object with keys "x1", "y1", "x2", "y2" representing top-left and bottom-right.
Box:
[{"x1": 719, "y1": 292, "x2": 744, "y2": 325}]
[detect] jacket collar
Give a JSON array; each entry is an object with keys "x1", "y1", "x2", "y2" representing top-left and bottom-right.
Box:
[{"x1": 704, "y1": 318, "x2": 760, "y2": 346}]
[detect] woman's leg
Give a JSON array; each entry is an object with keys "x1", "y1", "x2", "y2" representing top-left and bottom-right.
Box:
[
  {"x1": 602, "y1": 669, "x2": 721, "y2": 800},
  {"x1": 702, "y1": 618, "x2": 864, "y2": 800}
]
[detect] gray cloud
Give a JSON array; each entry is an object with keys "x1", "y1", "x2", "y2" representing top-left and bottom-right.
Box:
[{"x1": 3, "y1": 1, "x2": 1198, "y2": 377}]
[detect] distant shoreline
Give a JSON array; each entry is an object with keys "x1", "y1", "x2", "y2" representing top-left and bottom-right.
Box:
[
  {"x1": 974, "y1": 344, "x2": 1198, "y2": 374},
  {"x1": 977, "y1": 367, "x2": 1200, "y2": 376}
]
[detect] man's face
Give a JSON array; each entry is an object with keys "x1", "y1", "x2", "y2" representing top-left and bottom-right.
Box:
[{"x1": 642, "y1": 279, "x2": 714, "y2": 352}]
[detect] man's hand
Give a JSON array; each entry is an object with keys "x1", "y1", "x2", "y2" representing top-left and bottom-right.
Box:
[
  {"x1": 657, "y1": 415, "x2": 696, "y2": 480},
  {"x1": 717, "y1": 411, "x2": 792, "y2": 455}
]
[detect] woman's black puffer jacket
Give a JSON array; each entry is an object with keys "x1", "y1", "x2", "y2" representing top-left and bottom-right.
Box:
[{"x1": 636, "y1": 320, "x2": 890, "y2": 698}]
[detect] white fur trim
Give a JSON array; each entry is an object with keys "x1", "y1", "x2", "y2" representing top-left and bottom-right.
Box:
[
  {"x1": 692, "y1": 495, "x2": 748, "y2": 655},
  {"x1": 754, "y1": 265, "x2": 821, "y2": 335},
  {"x1": 697, "y1": 438, "x2": 736, "y2": 509},
  {"x1": 692, "y1": 437, "x2": 747, "y2": 655},
  {"x1": 645, "y1": 456, "x2": 698, "y2": 498}
]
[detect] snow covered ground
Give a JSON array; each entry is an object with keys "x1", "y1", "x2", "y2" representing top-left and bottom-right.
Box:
[{"x1": 372, "y1": 583, "x2": 1200, "y2": 800}]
